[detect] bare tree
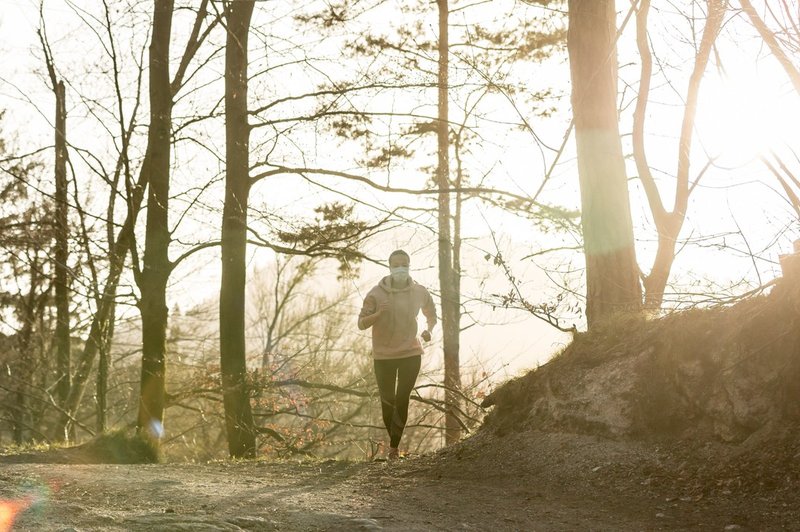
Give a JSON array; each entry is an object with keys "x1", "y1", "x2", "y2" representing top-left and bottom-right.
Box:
[
  {"x1": 434, "y1": 0, "x2": 461, "y2": 446},
  {"x1": 137, "y1": 0, "x2": 176, "y2": 438},
  {"x1": 39, "y1": 22, "x2": 72, "y2": 441},
  {"x1": 739, "y1": 0, "x2": 800, "y2": 95},
  {"x1": 59, "y1": 12, "x2": 149, "y2": 437},
  {"x1": 46, "y1": 0, "x2": 217, "y2": 438},
  {"x1": 633, "y1": 0, "x2": 725, "y2": 309}
]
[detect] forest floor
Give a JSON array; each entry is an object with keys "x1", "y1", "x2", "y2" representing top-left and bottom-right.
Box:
[{"x1": 2, "y1": 428, "x2": 798, "y2": 531}]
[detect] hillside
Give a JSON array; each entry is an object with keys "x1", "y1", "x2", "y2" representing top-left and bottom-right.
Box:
[{"x1": 484, "y1": 280, "x2": 800, "y2": 442}]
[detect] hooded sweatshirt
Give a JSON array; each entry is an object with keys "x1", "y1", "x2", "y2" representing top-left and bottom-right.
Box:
[{"x1": 358, "y1": 276, "x2": 437, "y2": 359}]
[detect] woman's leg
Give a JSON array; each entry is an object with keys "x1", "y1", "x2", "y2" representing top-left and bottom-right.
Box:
[
  {"x1": 373, "y1": 359, "x2": 398, "y2": 444},
  {"x1": 389, "y1": 355, "x2": 421, "y2": 448}
]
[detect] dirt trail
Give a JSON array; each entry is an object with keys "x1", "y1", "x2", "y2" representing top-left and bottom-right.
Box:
[
  {"x1": 0, "y1": 460, "x2": 642, "y2": 531},
  {"x1": 3, "y1": 430, "x2": 797, "y2": 531}
]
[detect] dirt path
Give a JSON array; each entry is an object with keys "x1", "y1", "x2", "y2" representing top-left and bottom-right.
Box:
[
  {"x1": 2, "y1": 431, "x2": 797, "y2": 531},
  {"x1": 0, "y1": 461, "x2": 646, "y2": 531}
]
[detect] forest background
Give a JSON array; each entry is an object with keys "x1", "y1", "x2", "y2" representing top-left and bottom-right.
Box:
[{"x1": 1, "y1": 0, "x2": 799, "y2": 460}]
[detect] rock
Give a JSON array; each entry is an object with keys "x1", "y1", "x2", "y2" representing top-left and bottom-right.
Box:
[
  {"x1": 125, "y1": 514, "x2": 243, "y2": 531},
  {"x1": 349, "y1": 517, "x2": 382, "y2": 530},
  {"x1": 226, "y1": 516, "x2": 279, "y2": 530}
]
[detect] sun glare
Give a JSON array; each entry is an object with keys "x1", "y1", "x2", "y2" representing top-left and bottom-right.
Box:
[
  {"x1": 695, "y1": 70, "x2": 797, "y2": 165},
  {"x1": 0, "y1": 497, "x2": 33, "y2": 532}
]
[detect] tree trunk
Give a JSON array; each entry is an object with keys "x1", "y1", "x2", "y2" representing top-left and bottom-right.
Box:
[
  {"x1": 12, "y1": 258, "x2": 42, "y2": 444},
  {"x1": 220, "y1": 0, "x2": 257, "y2": 459},
  {"x1": 436, "y1": 0, "x2": 461, "y2": 446},
  {"x1": 137, "y1": 0, "x2": 174, "y2": 438},
  {"x1": 96, "y1": 300, "x2": 114, "y2": 432},
  {"x1": 53, "y1": 79, "x2": 72, "y2": 441},
  {"x1": 567, "y1": 0, "x2": 641, "y2": 328}
]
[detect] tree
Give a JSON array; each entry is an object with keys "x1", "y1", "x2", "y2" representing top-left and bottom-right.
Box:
[
  {"x1": 288, "y1": 0, "x2": 564, "y2": 441},
  {"x1": 246, "y1": 257, "x2": 376, "y2": 457},
  {"x1": 39, "y1": 25, "x2": 72, "y2": 441},
  {"x1": 739, "y1": 0, "x2": 800, "y2": 96},
  {"x1": 633, "y1": 0, "x2": 725, "y2": 309},
  {"x1": 57, "y1": 7, "x2": 150, "y2": 437},
  {"x1": 738, "y1": 1, "x2": 800, "y2": 237},
  {"x1": 567, "y1": 0, "x2": 641, "y2": 328},
  {"x1": 42, "y1": 0, "x2": 219, "y2": 438},
  {"x1": 0, "y1": 134, "x2": 53, "y2": 444},
  {"x1": 435, "y1": 0, "x2": 461, "y2": 445},
  {"x1": 137, "y1": 0, "x2": 175, "y2": 438},
  {"x1": 220, "y1": 0, "x2": 257, "y2": 458}
]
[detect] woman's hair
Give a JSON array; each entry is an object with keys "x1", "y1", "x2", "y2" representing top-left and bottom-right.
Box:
[{"x1": 388, "y1": 249, "x2": 410, "y2": 263}]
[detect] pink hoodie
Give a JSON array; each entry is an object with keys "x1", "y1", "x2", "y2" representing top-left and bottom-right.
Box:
[{"x1": 358, "y1": 276, "x2": 437, "y2": 359}]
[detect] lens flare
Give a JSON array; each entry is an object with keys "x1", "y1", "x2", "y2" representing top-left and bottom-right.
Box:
[
  {"x1": 149, "y1": 419, "x2": 165, "y2": 439},
  {"x1": 0, "y1": 497, "x2": 33, "y2": 532}
]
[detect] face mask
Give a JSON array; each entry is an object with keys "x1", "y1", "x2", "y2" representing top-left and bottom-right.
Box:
[{"x1": 390, "y1": 266, "x2": 410, "y2": 285}]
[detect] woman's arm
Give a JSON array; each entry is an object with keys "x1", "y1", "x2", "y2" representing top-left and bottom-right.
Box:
[
  {"x1": 421, "y1": 289, "x2": 437, "y2": 339},
  {"x1": 358, "y1": 296, "x2": 389, "y2": 330}
]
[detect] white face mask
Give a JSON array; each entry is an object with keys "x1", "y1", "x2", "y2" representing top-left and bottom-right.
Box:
[{"x1": 390, "y1": 266, "x2": 410, "y2": 285}]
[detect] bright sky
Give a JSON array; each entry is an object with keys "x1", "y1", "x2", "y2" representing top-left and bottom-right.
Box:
[{"x1": 2, "y1": 1, "x2": 800, "y2": 384}]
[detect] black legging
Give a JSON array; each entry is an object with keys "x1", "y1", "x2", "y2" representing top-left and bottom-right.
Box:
[{"x1": 373, "y1": 355, "x2": 421, "y2": 448}]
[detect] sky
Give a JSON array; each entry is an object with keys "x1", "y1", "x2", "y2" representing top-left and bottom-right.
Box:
[{"x1": 2, "y1": 0, "x2": 800, "y2": 384}]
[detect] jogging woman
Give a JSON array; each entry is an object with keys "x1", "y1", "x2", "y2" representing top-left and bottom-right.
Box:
[{"x1": 358, "y1": 249, "x2": 437, "y2": 459}]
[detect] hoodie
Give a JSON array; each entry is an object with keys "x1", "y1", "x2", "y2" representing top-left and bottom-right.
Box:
[{"x1": 358, "y1": 276, "x2": 437, "y2": 359}]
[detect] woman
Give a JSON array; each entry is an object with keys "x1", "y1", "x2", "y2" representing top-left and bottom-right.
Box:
[{"x1": 358, "y1": 249, "x2": 437, "y2": 459}]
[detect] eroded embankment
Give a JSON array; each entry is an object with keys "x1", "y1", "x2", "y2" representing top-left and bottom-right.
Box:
[{"x1": 483, "y1": 281, "x2": 800, "y2": 443}]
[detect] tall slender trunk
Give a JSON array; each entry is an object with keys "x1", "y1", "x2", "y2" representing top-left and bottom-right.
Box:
[
  {"x1": 53, "y1": 79, "x2": 72, "y2": 441},
  {"x1": 436, "y1": 0, "x2": 461, "y2": 446},
  {"x1": 567, "y1": 0, "x2": 641, "y2": 328},
  {"x1": 220, "y1": 0, "x2": 257, "y2": 458},
  {"x1": 13, "y1": 260, "x2": 41, "y2": 444},
  {"x1": 96, "y1": 302, "x2": 114, "y2": 432},
  {"x1": 137, "y1": 0, "x2": 175, "y2": 437},
  {"x1": 41, "y1": 26, "x2": 73, "y2": 441}
]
